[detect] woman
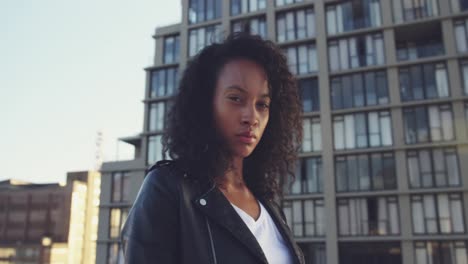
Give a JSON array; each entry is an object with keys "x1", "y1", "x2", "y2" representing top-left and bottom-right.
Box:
[{"x1": 121, "y1": 32, "x2": 305, "y2": 264}]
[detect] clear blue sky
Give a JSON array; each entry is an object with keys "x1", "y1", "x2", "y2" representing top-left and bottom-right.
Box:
[{"x1": 0, "y1": 0, "x2": 181, "y2": 183}]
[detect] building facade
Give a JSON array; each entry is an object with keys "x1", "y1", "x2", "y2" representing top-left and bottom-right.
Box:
[
  {"x1": 97, "y1": 0, "x2": 468, "y2": 263},
  {"x1": 0, "y1": 171, "x2": 101, "y2": 264}
]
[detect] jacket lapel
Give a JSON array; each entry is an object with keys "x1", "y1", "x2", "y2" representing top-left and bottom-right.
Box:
[
  {"x1": 193, "y1": 186, "x2": 269, "y2": 264},
  {"x1": 260, "y1": 199, "x2": 305, "y2": 264}
]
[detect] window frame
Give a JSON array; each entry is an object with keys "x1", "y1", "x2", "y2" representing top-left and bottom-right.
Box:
[
  {"x1": 282, "y1": 199, "x2": 325, "y2": 237},
  {"x1": 188, "y1": 0, "x2": 222, "y2": 24},
  {"x1": 337, "y1": 196, "x2": 400, "y2": 236},
  {"x1": 231, "y1": 16, "x2": 267, "y2": 39},
  {"x1": 111, "y1": 172, "x2": 130, "y2": 203},
  {"x1": 403, "y1": 104, "x2": 455, "y2": 144},
  {"x1": 411, "y1": 193, "x2": 466, "y2": 235},
  {"x1": 333, "y1": 110, "x2": 393, "y2": 150},
  {"x1": 276, "y1": 7, "x2": 315, "y2": 43},
  {"x1": 407, "y1": 147, "x2": 461, "y2": 189},
  {"x1": 326, "y1": 0, "x2": 382, "y2": 35},
  {"x1": 188, "y1": 24, "x2": 223, "y2": 57},
  {"x1": 331, "y1": 70, "x2": 389, "y2": 110},
  {"x1": 150, "y1": 67, "x2": 179, "y2": 98},
  {"x1": 285, "y1": 157, "x2": 323, "y2": 194},
  {"x1": 399, "y1": 63, "x2": 449, "y2": 102},
  {"x1": 163, "y1": 35, "x2": 180, "y2": 64},
  {"x1": 335, "y1": 152, "x2": 396, "y2": 192}
]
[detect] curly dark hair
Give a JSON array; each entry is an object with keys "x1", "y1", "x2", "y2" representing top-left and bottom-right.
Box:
[{"x1": 162, "y1": 32, "x2": 302, "y2": 200}]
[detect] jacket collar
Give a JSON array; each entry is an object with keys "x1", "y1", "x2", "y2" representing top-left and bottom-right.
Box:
[
  {"x1": 193, "y1": 184, "x2": 303, "y2": 264},
  {"x1": 194, "y1": 185, "x2": 269, "y2": 264},
  {"x1": 259, "y1": 198, "x2": 304, "y2": 264}
]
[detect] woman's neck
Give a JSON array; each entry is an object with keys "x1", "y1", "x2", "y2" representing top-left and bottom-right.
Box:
[{"x1": 217, "y1": 157, "x2": 245, "y2": 190}]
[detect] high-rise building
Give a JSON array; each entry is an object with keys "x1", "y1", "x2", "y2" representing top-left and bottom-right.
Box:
[
  {"x1": 96, "y1": 0, "x2": 468, "y2": 263},
  {"x1": 0, "y1": 171, "x2": 101, "y2": 264}
]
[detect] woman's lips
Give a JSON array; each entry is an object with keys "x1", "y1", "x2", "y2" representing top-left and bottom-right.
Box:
[{"x1": 237, "y1": 135, "x2": 255, "y2": 144}]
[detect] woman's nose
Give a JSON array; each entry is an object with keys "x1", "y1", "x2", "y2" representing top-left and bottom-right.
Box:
[{"x1": 241, "y1": 105, "x2": 258, "y2": 127}]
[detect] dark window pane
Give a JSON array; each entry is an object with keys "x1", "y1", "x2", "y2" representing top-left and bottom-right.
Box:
[
  {"x1": 371, "y1": 153, "x2": 383, "y2": 190},
  {"x1": 352, "y1": 74, "x2": 364, "y2": 107},
  {"x1": 410, "y1": 65, "x2": 424, "y2": 100},
  {"x1": 365, "y1": 71, "x2": 377, "y2": 105},
  {"x1": 376, "y1": 71, "x2": 388, "y2": 104},
  {"x1": 339, "y1": 242, "x2": 402, "y2": 264},
  {"x1": 331, "y1": 79, "x2": 343, "y2": 109},
  {"x1": 347, "y1": 155, "x2": 358, "y2": 191},
  {"x1": 336, "y1": 157, "x2": 347, "y2": 192},
  {"x1": 416, "y1": 107, "x2": 429, "y2": 143},
  {"x1": 383, "y1": 154, "x2": 396, "y2": 189},
  {"x1": 342, "y1": 75, "x2": 353, "y2": 108},
  {"x1": 424, "y1": 63, "x2": 437, "y2": 99},
  {"x1": 399, "y1": 69, "x2": 411, "y2": 101},
  {"x1": 122, "y1": 173, "x2": 130, "y2": 202},
  {"x1": 112, "y1": 173, "x2": 122, "y2": 202},
  {"x1": 404, "y1": 109, "x2": 416, "y2": 143}
]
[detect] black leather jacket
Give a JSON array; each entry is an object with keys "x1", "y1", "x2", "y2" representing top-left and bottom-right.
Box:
[{"x1": 121, "y1": 160, "x2": 305, "y2": 264}]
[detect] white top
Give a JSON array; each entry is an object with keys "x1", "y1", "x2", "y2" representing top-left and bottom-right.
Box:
[{"x1": 230, "y1": 201, "x2": 293, "y2": 264}]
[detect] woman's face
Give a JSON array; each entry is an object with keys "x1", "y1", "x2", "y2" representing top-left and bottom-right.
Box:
[{"x1": 213, "y1": 58, "x2": 271, "y2": 159}]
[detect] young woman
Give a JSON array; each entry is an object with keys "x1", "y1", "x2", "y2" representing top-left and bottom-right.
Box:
[{"x1": 121, "y1": 32, "x2": 305, "y2": 264}]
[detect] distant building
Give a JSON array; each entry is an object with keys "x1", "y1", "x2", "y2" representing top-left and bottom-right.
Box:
[
  {"x1": 0, "y1": 171, "x2": 101, "y2": 264},
  {"x1": 97, "y1": 0, "x2": 468, "y2": 263}
]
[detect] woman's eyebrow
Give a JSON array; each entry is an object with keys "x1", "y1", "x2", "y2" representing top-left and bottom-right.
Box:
[
  {"x1": 226, "y1": 85, "x2": 271, "y2": 98},
  {"x1": 225, "y1": 85, "x2": 246, "y2": 93}
]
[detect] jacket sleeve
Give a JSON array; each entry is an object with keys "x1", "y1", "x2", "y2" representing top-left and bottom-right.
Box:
[{"x1": 121, "y1": 167, "x2": 180, "y2": 264}]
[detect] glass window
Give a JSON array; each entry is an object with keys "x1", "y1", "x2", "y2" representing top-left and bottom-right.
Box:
[
  {"x1": 331, "y1": 70, "x2": 388, "y2": 110},
  {"x1": 333, "y1": 110, "x2": 392, "y2": 150},
  {"x1": 399, "y1": 63, "x2": 449, "y2": 101},
  {"x1": 455, "y1": 20, "x2": 468, "y2": 53},
  {"x1": 149, "y1": 102, "x2": 166, "y2": 131},
  {"x1": 298, "y1": 243, "x2": 326, "y2": 264},
  {"x1": 415, "y1": 241, "x2": 468, "y2": 264},
  {"x1": 339, "y1": 242, "x2": 402, "y2": 263},
  {"x1": 299, "y1": 78, "x2": 320, "y2": 112},
  {"x1": 285, "y1": 44, "x2": 317, "y2": 75},
  {"x1": 188, "y1": 24, "x2": 223, "y2": 57},
  {"x1": 411, "y1": 193, "x2": 466, "y2": 234},
  {"x1": 452, "y1": 0, "x2": 468, "y2": 12},
  {"x1": 328, "y1": 33, "x2": 385, "y2": 72},
  {"x1": 302, "y1": 117, "x2": 321, "y2": 152},
  {"x1": 407, "y1": 148, "x2": 461, "y2": 189},
  {"x1": 150, "y1": 67, "x2": 178, "y2": 98},
  {"x1": 326, "y1": 0, "x2": 382, "y2": 35},
  {"x1": 285, "y1": 157, "x2": 323, "y2": 194},
  {"x1": 189, "y1": 0, "x2": 222, "y2": 24},
  {"x1": 231, "y1": 0, "x2": 266, "y2": 15},
  {"x1": 392, "y1": 0, "x2": 439, "y2": 23},
  {"x1": 276, "y1": 8, "x2": 315, "y2": 43},
  {"x1": 395, "y1": 20, "x2": 444, "y2": 62},
  {"x1": 109, "y1": 208, "x2": 129, "y2": 239},
  {"x1": 403, "y1": 104, "x2": 454, "y2": 144},
  {"x1": 461, "y1": 61, "x2": 468, "y2": 95},
  {"x1": 337, "y1": 197, "x2": 400, "y2": 236},
  {"x1": 336, "y1": 152, "x2": 396, "y2": 192},
  {"x1": 107, "y1": 243, "x2": 124, "y2": 264},
  {"x1": 147, "y1": 135, "x2": 163, "y2": 165},
  {"x1": 232, "y1": 16, "x2": 267, "y2": 39},
  {"x1": 283, "y1": 199, "x2": 325, "y2": 237},
  {"x1": 276, "y1": 0, "x2": 303, "y2": 7},
  {"x1": 163, "y1": 35, "x2": 180, "y2": 64},
  {"x1": 111, "y1": 172, "x2": 130, "y2": 203}
]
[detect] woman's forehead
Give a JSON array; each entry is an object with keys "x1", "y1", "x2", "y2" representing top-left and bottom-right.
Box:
[{"x1": 217, "y1": 58, "x2": 269, "y2": 92}]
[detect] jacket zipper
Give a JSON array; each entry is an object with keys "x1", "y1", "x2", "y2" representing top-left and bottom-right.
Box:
[{"x1": 205, "y1": 217, "x2": 218, "y2": 264}]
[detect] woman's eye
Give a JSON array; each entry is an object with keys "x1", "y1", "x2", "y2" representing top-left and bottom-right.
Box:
[
  {"x1": 228, "y1": 96, "x2": 242, "y2": 102},
  {"x1": 257, "y1": 102, "x2": 270, "y2": 110}
]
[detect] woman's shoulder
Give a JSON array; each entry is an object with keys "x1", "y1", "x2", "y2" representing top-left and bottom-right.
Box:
[{"x1": 141, "y1": 160, "x2": 187, "y2": 196}]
